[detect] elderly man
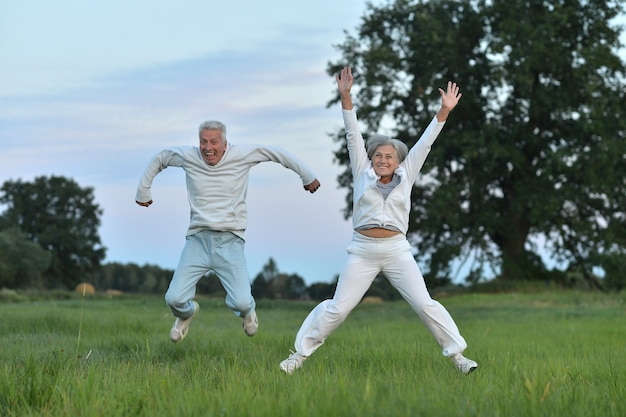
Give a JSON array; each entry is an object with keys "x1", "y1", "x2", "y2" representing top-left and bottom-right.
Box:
[{"x1": 136, "y1": 120, "x2": 320, "y2": 342}]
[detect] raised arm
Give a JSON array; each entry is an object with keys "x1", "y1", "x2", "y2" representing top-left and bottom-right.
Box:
[
  {"x1": 336, "y1": 67, "x2": 354, "y2": 110},
  {"x1": 435, "y1": 81, "x2": 462, "y2": 122}
]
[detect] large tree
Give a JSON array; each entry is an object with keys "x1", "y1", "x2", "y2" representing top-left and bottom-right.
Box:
[
  {"x1": 0, "y1": 175, "x2": 106, "y2": 289},
  {"x1": 0, "y1": 227, "x2": 51, "y2": 289},
  {"x1": 328, "y1": 0, "x2": 626, "y2": 287}
]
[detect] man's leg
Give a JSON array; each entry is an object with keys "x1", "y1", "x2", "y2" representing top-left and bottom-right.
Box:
[
  {"x1": 211, "y1": 232, "x2": 256, "y2": 319},
  {"x1": 165, "y1": 233, "x2": 208, "y2": 318}
]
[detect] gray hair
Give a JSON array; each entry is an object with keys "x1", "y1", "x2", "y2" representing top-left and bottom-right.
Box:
[
  {"x1": 198, "y1": 120, "x2": 227, "y2": 141},
  {"x1": 366, "y1": 134, "x2": 408, "y2": 162}
]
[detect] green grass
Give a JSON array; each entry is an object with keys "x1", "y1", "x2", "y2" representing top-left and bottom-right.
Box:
[{"x1": 0, "y1": 291, "x2": 624, "y2": 417}]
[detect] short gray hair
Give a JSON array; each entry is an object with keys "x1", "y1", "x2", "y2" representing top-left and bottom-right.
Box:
[
  {"x1": 198, "y1": 120, "x2": 227, "y2": 141},
  {"x1": 366, "y1": 134, "x2": 408, "y2": 162}
]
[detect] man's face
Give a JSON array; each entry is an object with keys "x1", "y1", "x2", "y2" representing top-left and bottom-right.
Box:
[{"x1": 199, "y1": 129, "x2": 227, "y2": 166}]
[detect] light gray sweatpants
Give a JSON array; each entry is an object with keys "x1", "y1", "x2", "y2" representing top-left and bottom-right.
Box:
[
  {"x1": 165, "y1": 230, "x2": 255, "y2": 319},
  {"x1": 294, "y1": 232, "x2": 467, "y2": 357}
]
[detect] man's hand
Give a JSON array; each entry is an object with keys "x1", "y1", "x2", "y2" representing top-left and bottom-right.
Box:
[
  {"x1": 136, "y1": 200, "x2": 153, "y2": 207},
  {"x1": 304, "y1": 179, "x2": 321, "y2": 194}
]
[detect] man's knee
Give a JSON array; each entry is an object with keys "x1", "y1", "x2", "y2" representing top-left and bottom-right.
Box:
[
  {"x1": 226, "y1": 294, "x2": 255, "y2": 315},
  {"x1": 165, "y1": 291, "x2": 186, "y2": 309}
]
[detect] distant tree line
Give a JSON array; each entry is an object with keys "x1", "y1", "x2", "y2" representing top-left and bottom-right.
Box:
[
  {"x1": 87, "y1": 257, "x2": 415, "y2": 302},
  {"x1": 87, "y1": 258, "x2": 340, "y2": 300}
]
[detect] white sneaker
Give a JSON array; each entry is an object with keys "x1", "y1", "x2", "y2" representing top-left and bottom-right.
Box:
[
  {"x1": 279, "y1": 352, "x2": 307, "y2": 375},
  {"x1": 170, "y1": 301, "x2": 199, "y2": 343},
  {"x1": 451, "y1": 353, "x2": 478, "y2": 374},
  {"x1": 243, "y1": 310, "x2": 258, "y2": 337}
]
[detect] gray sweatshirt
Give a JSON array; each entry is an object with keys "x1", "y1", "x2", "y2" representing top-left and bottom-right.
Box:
[{"x1": 136, "y1": 144, "x2": 317, "y2": 239}]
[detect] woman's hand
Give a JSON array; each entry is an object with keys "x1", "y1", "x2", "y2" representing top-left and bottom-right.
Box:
[
  {"x1": 336, "y1": 67, "x2": 353, "y2": 94},
  {"x1": 439, "y1": 81, "x2": 462, "y2": 112},
  {"x1": 336, "y1": 67, "x2": 354, "y2": 110},
  {"x1": 436, "y1": 81, "x2": 462, "y2": 122}
]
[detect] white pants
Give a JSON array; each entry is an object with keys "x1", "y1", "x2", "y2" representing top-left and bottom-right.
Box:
[{"x1": 294, "y1": 232, "x2": 468, "y2": 357}]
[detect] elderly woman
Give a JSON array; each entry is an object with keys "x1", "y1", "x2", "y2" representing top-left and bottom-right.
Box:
[{"x1": 280, "y1": 67, "x2": 477, "y2": 375}]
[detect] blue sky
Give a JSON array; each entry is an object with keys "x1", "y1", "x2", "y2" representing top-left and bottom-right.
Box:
[
  {"x1": 0, "y1": 0, "x2": 389, "y2": 285},
  {"x1": 1, "y1": 1, "x2": 624, "y2": 286}
]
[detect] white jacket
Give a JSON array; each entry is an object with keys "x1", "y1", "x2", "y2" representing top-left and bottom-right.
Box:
[{"x1": 343, "y1": 109, "x2": 445, "y2": 235}]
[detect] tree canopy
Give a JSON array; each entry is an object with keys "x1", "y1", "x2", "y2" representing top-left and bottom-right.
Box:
[
  {"x1": 328, "y1": 0, "x2": 626, "y2": 288},
  {"x1": 0, "y1": 175, "x2": 106, "y2": 289},
  {"x1": 0, "y1": 227, "x2": 51, "y2": 289}
]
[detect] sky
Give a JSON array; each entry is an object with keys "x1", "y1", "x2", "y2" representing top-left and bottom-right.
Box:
[
  {"x1": 1, "y1": 1, "x2": 624, "y2": 286},
  {"x1": 0, "y1": 0, "x2": 392, "y2": 286}
]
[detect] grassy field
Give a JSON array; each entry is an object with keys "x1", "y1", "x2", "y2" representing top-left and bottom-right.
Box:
[{"x1": 0, "y1": 290, "x2": 624, "y2": 417}]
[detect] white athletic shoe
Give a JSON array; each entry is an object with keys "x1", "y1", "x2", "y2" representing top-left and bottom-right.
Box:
[
  {"x1": 170, "y1": 301, "x2": 199, "y2": 343},
  {"x1": 451, "y1": 353, "x2": 478, "y2": 374},
  {"x1": 243, "y1": 310, "x2": 258, "y2": 337},
  {"x1": 279, "y1": 352, "x2": 307, "y2": 375}
]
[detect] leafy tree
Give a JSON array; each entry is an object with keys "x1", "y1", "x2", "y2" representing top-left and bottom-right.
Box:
[
  {"x1": 328, "y1": 0, "x2": 626, "y2": 287},
  {"x1": 307, "y1": 277, "x2": 338, "y2": 301},
  {"x1": 281, "y1": 273, "x2": 307, "y2": 300},
  {"x1": 364, "y1": 274, "x2": 402, "y2": 301},
  {"x1": 252, "y1": 273, "x2": 274, "y2": 299},
  {"x1": 90, "y1": 262, "x2": 127, "y2": 292},
  {"x1": 0, "y1": 175, "x2": 106, "y2": 289},
  {"x1": 197, "y1": 271, "x2": 227, "y2": 296},
  {"x1": 0, "y1": 227, "x2": 51, "y2": 289},
  {"x1": 88, "y1": 262, "x2": 174, "y2": 294},
  {"x1": 252, "y1": 257, "x2": 307, "y2": 299},
  {"x1": 252, "y1": 257, "x2": 280, "y2": 299}
]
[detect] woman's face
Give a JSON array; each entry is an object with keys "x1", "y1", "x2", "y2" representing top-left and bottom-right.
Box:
[{"x1": 371, "y1": 144, "x2": 400, "y2": 183}]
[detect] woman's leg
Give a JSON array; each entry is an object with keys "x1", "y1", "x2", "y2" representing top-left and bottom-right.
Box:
[
  {"x1": 382, "y1": 239, "x2": 467, "y2": 357},
  {"x1": 294, "y1": 234, "x2": 382, "y2": 357}
]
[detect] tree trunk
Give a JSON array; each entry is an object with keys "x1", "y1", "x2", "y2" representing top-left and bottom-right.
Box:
[{"x1": 493, "y1": 205, "x2": 532, "y2": 280}]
